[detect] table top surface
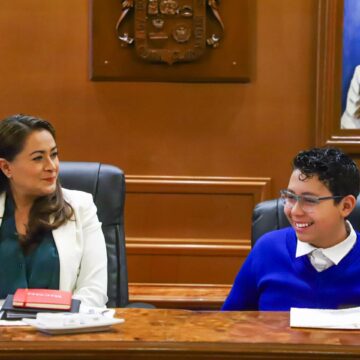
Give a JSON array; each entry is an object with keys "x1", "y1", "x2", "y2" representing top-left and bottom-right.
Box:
[{"x1": 2, "y1": 308, "x2": 360, "y2": 358}]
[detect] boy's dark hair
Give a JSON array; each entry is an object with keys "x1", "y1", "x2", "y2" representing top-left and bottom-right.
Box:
[{"x1": 293, "y1": 147, "x2": 360, "y2": 201}]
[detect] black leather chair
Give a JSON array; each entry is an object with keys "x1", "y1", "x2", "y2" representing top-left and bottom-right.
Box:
[
  {"x1": 59, "y1": 162, "x2": 128, "y2": 308},
  {"x1": 252, "y1": 198, "x2": 360, "y2": 247}
]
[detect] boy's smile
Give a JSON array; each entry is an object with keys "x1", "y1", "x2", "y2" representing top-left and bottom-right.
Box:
[{"x1": 285, "y1": 169, "x2": 354, "y2": 248}]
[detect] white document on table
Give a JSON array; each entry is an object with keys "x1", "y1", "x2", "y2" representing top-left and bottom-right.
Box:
[
  {"x1": 290, "y1": 307, "x2": 360, "y2": 329},
  {"x1": 0, "y1": 306, "x2": 115, "y2": 327}
]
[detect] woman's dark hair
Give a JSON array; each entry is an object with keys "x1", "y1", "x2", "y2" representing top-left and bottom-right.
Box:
[
  {"x1": 293, "y1": 147, "x2": 360, "y2": 202},
  {"x1": 0, "y1": 114, "x2": 73, "y2": 247}
]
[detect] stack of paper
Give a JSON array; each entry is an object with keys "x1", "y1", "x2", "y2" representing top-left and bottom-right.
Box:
[
  {"x1": 23, "y1": 313, "x2": 124, "y2": 335},
  {"x1": 290, "y1": 307, "x2": 360, "y2": 329}
]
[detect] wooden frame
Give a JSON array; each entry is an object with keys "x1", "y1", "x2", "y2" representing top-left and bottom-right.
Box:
[
  {"x1": 90, "y1": 0, "x2": 255, "y2": 82},
  {"x1": 316, "y1": 0, "x2": 360, "y2": 153}
]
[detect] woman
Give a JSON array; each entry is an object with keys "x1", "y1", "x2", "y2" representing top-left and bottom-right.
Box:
[{"x1": 0, "y1": 114, "x2": 108, "y2": 307}]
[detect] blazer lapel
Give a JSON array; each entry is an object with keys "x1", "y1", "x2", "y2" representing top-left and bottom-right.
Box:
[
  {"x1": 52, "y1": 219, "x2": 77, "y2": 291},
  {"x1": 0, "y1": 192, "x2": 5, "y2": 226}
]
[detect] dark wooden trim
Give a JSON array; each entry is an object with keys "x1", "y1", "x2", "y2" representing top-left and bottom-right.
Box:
[
  {"x1": 126, "y1": 237, "x2": 250, "y2": 256},
  {"x1": 126, "y1": 175, "x2": 271, "y2": 204}
]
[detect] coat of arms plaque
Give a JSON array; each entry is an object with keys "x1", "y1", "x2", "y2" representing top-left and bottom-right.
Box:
[{"x1": 116, "y1": 0, "x2": 224, "y2": 65}]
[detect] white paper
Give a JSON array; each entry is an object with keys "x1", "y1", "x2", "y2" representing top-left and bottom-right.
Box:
[
  {"x1": 0, "y1": 320, "x2": 28, "y2": 326},
  {"x1": 290, "y1": 306, "x2": 360, "y2": 329},
  {"x1": 23, "y1": 313, "x2": 124, "y2": 335},
  {"x1": 79, "y1": 305, "x2": 115, "y2": 318},
  {"x1": 0, "y1": 311, "x2": 28, "y2": 326}
]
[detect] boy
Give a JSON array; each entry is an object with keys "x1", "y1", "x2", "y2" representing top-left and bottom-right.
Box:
[{"x1": 222, "y1": 147, "x2": 360, "y2": 310}]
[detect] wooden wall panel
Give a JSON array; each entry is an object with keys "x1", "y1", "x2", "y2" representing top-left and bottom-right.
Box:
[
  {"x1": 0, "y1": 0, "x2": 318, "y2": 308},
  {"x1": 126, "y1": 176, "x2": 271, "y2": 240},
  {"x1": 125, "y1": 176, "x2": 271, "y2": 288}
]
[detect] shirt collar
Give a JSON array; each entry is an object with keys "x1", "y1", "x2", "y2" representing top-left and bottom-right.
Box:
[{"x1": 295, "y1": 220, "x2": 357, "y2": 265}]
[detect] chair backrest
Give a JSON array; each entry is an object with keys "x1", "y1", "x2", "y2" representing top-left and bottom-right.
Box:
[
  {"x1": 252, "y1": 198, "x2": 360, "y2": 247},
  {"x1": 58, "y1": 161, "x2": 128, "y2": 308}
]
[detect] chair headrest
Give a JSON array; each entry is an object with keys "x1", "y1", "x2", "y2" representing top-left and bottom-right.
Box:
[{"x1": 59, "y1": 162, "x2": 125, "y2": 226}]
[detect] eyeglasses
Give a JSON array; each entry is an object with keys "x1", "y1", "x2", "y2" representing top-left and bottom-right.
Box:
[{"x1": 280, "y1": 189, "x2": 344, "y2": 213}]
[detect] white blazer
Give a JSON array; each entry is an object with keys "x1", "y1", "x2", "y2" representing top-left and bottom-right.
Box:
[
  {"x1": 341, "y1": 65, "x2": 360, "y2": 129},
  {"x1": 0, "y1": 188, "x2": 108, "y2": 307}
]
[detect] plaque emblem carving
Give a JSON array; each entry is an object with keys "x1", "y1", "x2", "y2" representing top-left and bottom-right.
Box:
[{"x1": 116, "y1": 0, "x2": 224, "y2": 65}]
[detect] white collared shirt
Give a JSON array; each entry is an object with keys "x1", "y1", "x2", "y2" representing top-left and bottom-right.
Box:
[{"x1": 295, "y1": 221, "x2": 357, "y2": 272}]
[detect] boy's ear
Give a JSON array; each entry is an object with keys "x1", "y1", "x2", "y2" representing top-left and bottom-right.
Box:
[
  {"x1": 340, "y1": 195, "x2": 357, "y2": 217},
  {"x1": 0, "y1": 158, "x2": 11, "y2": 178}
]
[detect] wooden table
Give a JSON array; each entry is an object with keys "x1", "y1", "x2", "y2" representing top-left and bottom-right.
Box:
[
  {"x1": 1, "y1": 308, "x2": 360, "y2": 359},
  {"x1": 129, "y1": 283, "x2": 230, "y2": 309}
]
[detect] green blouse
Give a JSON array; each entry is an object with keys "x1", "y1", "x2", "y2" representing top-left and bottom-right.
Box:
[{"x1": 0, "y1": 195, "x2": 60, "y2": 298}]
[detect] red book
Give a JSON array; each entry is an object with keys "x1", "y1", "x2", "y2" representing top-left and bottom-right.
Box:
[{"x1": 12, "y1": 289, "x2": 72, "y2": 310}]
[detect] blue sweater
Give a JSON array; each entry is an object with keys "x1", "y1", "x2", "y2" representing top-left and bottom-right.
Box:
[{"x1": 222, "y1": 227, "x2": 360, "y2": 311}]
